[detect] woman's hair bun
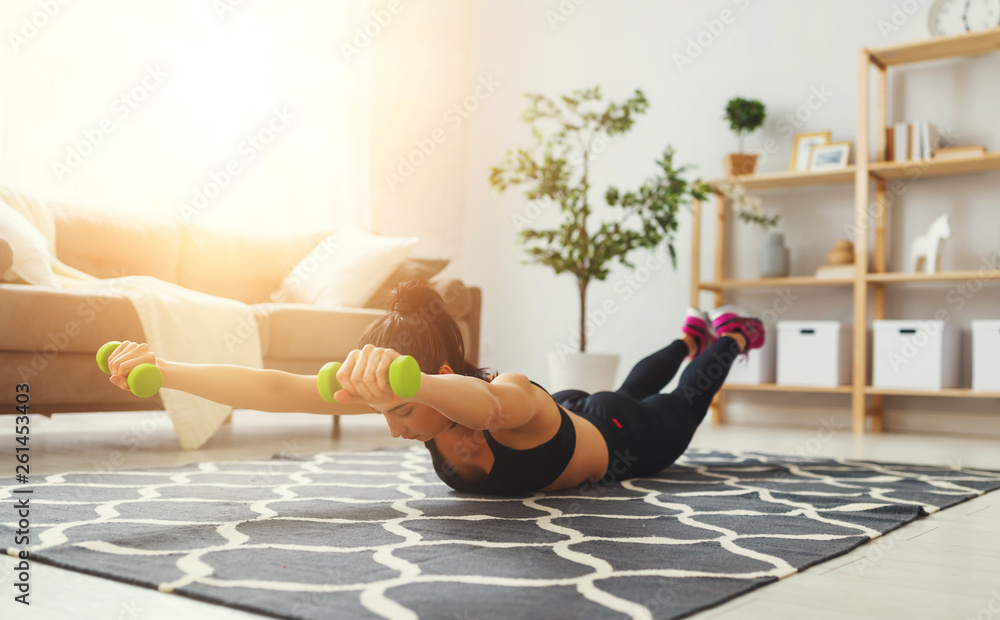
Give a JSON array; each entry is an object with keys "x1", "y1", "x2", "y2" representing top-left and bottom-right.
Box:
[
  {"x1": 361, "y1": 277, "x2": 491, "y2": 382},
  {"x1": 386, "y1": 278, "x2": 440, "y2": 314}
]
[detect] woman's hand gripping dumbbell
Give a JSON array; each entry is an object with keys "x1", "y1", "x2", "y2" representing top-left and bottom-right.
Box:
[
  {"x1": 317, "y1": 346, "x2": 421, "y2": 404},
  {"x1": 96, "y1": 341, "x2": 164, "y2": 398}
]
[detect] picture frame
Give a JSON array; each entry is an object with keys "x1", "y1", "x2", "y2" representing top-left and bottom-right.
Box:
[
  {"x1": 790, "y1": 131, "x2": 831, "y2": 172},
  {"x1": 808, "y1": 141, "x2": 852, "y2": 171}
]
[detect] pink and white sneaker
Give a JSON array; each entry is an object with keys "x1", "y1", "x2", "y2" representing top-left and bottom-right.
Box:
[
  {"x1": 682, "y1": 306, "x2": 717, "y2": 357},
  {"x1": 709, "y1": 304, "x2": 766, "y2": 352}
]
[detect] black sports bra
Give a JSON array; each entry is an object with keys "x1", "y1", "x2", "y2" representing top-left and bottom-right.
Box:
[{"x1": 424, "y1": 380, "x2": 577, "y2": 496}]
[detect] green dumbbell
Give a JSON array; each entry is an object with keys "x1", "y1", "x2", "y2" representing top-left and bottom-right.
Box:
[
  {"x1": 96, "y1": 341, "x2": 163, "y2": 398},
  {"x1": 317, "y1": 355, "x2": 422, "y2": 403}
]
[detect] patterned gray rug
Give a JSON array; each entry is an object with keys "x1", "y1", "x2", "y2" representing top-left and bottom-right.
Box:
[{"x1": 3, "y1": 447, "x2": 1000, "y2": 620}]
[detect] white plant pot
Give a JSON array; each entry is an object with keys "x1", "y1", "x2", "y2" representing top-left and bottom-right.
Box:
[{"x1": 547, "y1": 351, "x2": 620, "y2": 394}]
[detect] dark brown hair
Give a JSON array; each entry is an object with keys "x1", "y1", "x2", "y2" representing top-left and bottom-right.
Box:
[{"x1": 359, "y1": 279, "x2": 490, "y2": 380}]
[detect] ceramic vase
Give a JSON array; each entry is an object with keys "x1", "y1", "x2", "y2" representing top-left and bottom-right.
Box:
[{"x1": 758, "y1": 231, "x2": 790, "y2": 278}]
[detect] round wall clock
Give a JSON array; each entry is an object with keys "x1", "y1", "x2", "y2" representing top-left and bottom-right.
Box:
[{"x1": 928, "y1": 0, "x2": 1000, "y2": 36}]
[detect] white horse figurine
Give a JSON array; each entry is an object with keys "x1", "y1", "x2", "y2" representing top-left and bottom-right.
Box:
[{"x1": 909, "y1": 214, "x2": 951, "y2": 274}]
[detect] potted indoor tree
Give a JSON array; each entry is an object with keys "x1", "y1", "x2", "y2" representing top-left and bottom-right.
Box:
[
  {"x1": 489, "y1": 86, "x2": 708, "y2": 392},
  {"x1": 723, "y1": 96, "x2": 766, "y2": 176}
]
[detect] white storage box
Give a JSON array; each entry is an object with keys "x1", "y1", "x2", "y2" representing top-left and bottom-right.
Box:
[
  {"x1": 872, "y1": 320, "x2": 959, "y2": 391},
  {"x1": 725, "y1": 325, "x2": 776, "y2": 385},
  {"x1": 972, "y1": 320, "x2": 1000, "y2": 392},
  {"x1": 776, "y1": 321, "x2": 851, "y2": 387}
]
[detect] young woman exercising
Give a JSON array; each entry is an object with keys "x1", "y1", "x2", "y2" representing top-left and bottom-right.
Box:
[{"x1": 106, "y1": 280, "x2": 764, "y2": 496}]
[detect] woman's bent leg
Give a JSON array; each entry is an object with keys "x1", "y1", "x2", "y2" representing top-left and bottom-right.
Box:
[
  {"x1": 563, "y1": 338, "x2": 743, "y2": 481},
  {"x1": 615, "y1": 340, "x2": 689, "y2": 400},
  {"x1": 670, "y1": 335, "x2": 743, "y2": 415},
  {"x1": 626, "y1": 336, "x2": 744, "y2": 474}
]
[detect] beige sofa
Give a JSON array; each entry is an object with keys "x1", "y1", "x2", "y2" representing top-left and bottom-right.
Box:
[{"x1": 0, "y1": 204, "x2": 481, "y2": 428}]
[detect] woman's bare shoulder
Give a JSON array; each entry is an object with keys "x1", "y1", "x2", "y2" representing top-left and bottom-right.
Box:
[{"x1": 484, "y1": 373, "x2": 561, "y2": 444}]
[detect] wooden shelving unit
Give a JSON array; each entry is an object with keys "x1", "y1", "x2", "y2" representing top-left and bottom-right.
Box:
[
  {"x1": 719, "y1": 167, "x2": 856, "y2": 191},
  {"x1": 867, "y1": 271, "x2": 1000, "y2": 284},
  {"x1": 699, "y1": 276, "x2": 855, "y2": 292},
  {"x1": 865, "y1": 387, "x2": 1000, "y2": 399},
  {"x1": 868, "y1": 152, "x2": 1000, "y2": 180},
  {"x1": 725, "y1": 384, "x2": 854, "y2": 395},
  {"x1": 691, "y1": 28, "x2": 1000, "y2": 432},
  {"x1": 868, "y1": 29, "x2": 1000, "y2": 66}
]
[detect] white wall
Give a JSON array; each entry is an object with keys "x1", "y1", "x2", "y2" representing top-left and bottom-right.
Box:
[
  {"x1": 456, "y1": 0, "x2": 1000, "y2": 434},
  {"x1": 368, "y1": 0, "x2": 474, "y2": 259},
  {"x1": 0, "y1": 0, "x2": 371, "y2": 235}
]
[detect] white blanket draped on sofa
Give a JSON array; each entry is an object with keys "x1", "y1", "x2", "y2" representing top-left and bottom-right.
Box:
[{"x1": 0, "y1": 187, "x2": 262, "y2": 450}]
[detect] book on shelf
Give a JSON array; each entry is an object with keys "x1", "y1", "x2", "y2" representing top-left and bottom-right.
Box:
[
  {"x1": 922, "y1": 121, "x2": 939, "y2": 160},
  {"x1": 815, "y1": 264, "x2": 858, "y2": 278},
  {"x1": 892, "y1": 122, "x2": 909, "y2": 162},
  {"x1": 889, "y1": 121, "x2": 941, "y2": 161},
  {"x1": 933, "y1": 145, "x2": 987, "y2": 160}
]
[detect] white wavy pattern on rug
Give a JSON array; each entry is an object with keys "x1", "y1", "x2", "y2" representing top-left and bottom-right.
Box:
[{"x1": 2, "y1": 448, "x2": 1000, "y2": 620}]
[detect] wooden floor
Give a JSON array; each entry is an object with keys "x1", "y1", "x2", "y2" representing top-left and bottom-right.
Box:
[{"x1": 2, "y1": 410, "x2": 998, "y2": 620}]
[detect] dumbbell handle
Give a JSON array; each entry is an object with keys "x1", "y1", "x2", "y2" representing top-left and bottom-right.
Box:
[
  {"x1": 317, "y1": 355, "x2": 421, "y2": 403},
  {"x1": 96, "y1": 341, "x2": 163, "y2": 398}
]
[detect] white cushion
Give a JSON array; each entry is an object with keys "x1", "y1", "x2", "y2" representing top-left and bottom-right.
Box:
[
  {"x1": 277, "y1": 227, "x2": 418, "y2": 308},
  {"x1": 0, "y1": 201, "x2": 57, "y2": 286}
]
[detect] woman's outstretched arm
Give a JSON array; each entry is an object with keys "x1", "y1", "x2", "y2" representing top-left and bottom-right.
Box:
[
  {"x1": 332, "y1": 345, "x2": 547, "y2": 431},
  {"x1": 415, "y1": 372, "x2": 544, "y2": 431},
  {"x1": 158, "y1": 360, "x2": 347, "y2": 413},
  {"x1": 107, "y1": 341, "x2": 356, "y2": 414}
]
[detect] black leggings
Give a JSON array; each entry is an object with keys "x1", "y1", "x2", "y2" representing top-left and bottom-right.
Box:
[{"x1": 552, "y1": 336, "x2": 742, "y2": 482}]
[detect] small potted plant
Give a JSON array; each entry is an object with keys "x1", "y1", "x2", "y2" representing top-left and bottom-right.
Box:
[
  {"x1": 490, "y1": 87, "x2": 708, "y2": 391},
  {"x1": 723, "y1": 96, "x2": 766, "y2": 176}
]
